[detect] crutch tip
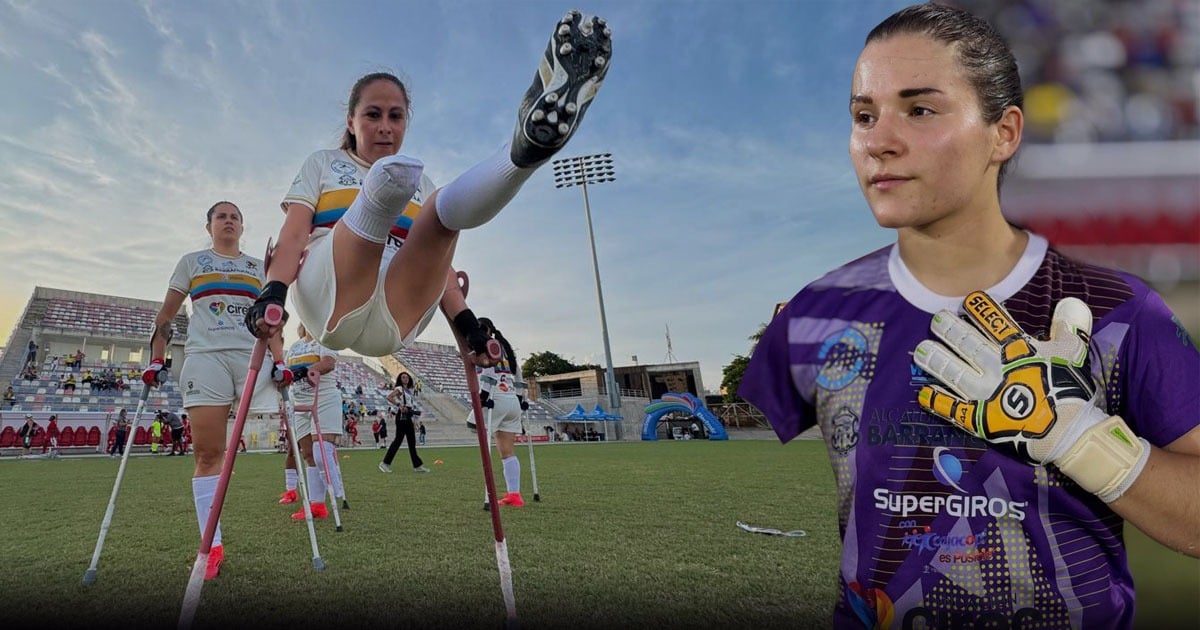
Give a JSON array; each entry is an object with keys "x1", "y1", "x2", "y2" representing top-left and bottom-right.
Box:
[
  {"x1": 534, "y1": 495, "x2": 541, "y2": 502},
  {"x1": 81, "y1": 569, "x2": 97, "y2": 585},
  {"x1": 503, "y1": 617, "x2": 522, "y2": 630},
  {"x1": 312, "y1": 557, "x2": 325, "y2": 571},
  {"x1": 336, "y1": 525, "x2": 343, "y2": 532}
]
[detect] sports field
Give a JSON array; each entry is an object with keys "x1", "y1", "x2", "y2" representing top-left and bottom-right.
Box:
[{"x1": 0, "y1": 440, "x2": 1195, "y2": 628}]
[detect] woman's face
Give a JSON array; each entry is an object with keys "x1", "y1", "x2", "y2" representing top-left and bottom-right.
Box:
[
  {"x1": 849, "y1": 34, "x2": 1004, "y2": 232},
  {"x1": 400, "y1": 373, "x2": 412, "y2": 387},
  {"x1": 348, "y1": 79, "x2": 409, "y2": 165},
  {"x1": 206, "y1": 203, "x2": 244, "y2": 245}
]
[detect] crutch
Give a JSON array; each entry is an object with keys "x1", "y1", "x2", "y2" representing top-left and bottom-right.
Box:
[
  {"x1": 280, "y1": 385, "x2": 331, "y2": 545},
  {"x1": 442, "y1": 271, "x2": 518, "y2": 626},
  {"x1": 298, "y1": 372, "x2": 343, "y2": 532},
  {"x1": 178, "y1": 303, "x2": 305, "y2": 629},
  {"x1": 514, "y1": 381, "x2": 540, "y2": 502},
  {"x1": 82, "y1": 372, "x2": 162, "y2": 585},
  {"x1": 479, "y1": 374, "x2": 498, "y2": 511}
]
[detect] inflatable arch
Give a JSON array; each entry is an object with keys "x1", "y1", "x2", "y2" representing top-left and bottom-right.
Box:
[{"x1": 641, "y1": 393, "x2": 728, "y2": 441}]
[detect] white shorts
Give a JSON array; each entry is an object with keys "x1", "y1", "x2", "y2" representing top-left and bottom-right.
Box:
[
  {"x1": 293, "y1": 230, "x2": 441, "y2": 356},
  {"x1": 180, "y1": 350, "x2": 280, "y2": 414},
  {"x1": 486, "y1": 395, "x2": 523, "y2": 435},
  {"x1": 288, "y1": 383, "x2": 344, "y2": 439}
]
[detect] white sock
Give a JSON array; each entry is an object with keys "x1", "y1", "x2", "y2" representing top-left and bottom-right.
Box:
[
  {"x1": 503, "y1": 455, "x2": 521, "y2": 494},
  {"x1": 285, "y1": 467, "x2": 297, "y2": 491},
  {"x1": 192, "y1": 475, "x2": 223, "y2": 547},
  {"x1": 435, "y1": 143, "x2": 533, "y2": 231},
  {"x1": 306, "y1": 466, "x2": 325, "y2": 502},
  {"x1": 341, "y1": 155, "x2": 424, "y2": 243},
  {"x1": 320, "y1": 441, "x2": 346, "y2": 498}
]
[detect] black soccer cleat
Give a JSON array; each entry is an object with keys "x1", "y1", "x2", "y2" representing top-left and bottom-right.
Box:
[{"x1": 511, "y1": 10, "x2": 612, "y2": 167}]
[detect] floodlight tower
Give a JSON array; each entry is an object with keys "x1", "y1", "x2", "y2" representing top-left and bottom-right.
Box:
[{"x1": 551, "y1": 153, "x2": 621, "y2": 420}]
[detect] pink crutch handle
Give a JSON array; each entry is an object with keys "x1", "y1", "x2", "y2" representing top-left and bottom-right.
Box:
[{"x1": 264, "y1": 304, "x2": 284, "y2": 326}]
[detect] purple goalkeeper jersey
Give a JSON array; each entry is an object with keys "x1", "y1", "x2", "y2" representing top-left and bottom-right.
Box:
[{"x1": 740, "y1": 234, "x2": 1199, "y2": 630}]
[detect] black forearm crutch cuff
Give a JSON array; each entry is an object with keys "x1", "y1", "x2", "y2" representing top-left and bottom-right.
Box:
[{"x1": 452, "y1": 309, "x2": 480, "y2": 339}]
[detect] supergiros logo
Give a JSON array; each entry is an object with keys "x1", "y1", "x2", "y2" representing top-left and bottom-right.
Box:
[{"x1": 874, "y1": 489, "x2": 1027, "y2": 520}]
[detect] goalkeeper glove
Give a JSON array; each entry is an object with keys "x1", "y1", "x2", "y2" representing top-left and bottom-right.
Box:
[{"x1": 913, "y1": 291, "x2": 1149, "y2": 503}]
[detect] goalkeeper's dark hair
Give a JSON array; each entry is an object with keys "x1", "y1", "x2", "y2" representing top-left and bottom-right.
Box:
[
  {"x1": 478, "y1": 317, "x2": 518, "y2": 374},
  {"x1": 866, "y1": 2, "x2": 1022, "y2": 189}
]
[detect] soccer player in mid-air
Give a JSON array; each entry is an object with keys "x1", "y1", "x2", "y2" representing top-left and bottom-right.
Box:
[{"x1": 244, "y1": 11, "x2": 612, "y2": 376}]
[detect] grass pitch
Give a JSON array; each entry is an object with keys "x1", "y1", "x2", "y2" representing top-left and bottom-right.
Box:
[{"x1": 0, "y1": 440, "x2": 1194, "y2": 628}]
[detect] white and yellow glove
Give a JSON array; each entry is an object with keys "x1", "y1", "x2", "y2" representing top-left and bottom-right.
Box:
[{"x1": 913, "y1": 291, "x2": 1149, "y2": 503}]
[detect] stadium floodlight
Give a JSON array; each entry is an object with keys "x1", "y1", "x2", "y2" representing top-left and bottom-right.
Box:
[{"x1": 551, "y1": 154, "x2": 621, "y2": 426}]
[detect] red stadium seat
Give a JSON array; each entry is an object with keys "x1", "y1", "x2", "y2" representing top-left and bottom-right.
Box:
[
  {"x1": 0, "y1": 427, "x2": 14, "y2": 448},
  {"x1": 30, "y1": 431, "x2": 44, "y2": 447},
  {"x1": 87, "y1": 426, "x2": 101, "y2": 446},
  {"x1": 59, "y1": 427, "x2": 75, "y2": 447},
  {"x1": 107, "y1": 427, "x2": 117, "y2": 450},
  {"x1": 134, "y1": 426, "x2": 148, "y2": 445}
]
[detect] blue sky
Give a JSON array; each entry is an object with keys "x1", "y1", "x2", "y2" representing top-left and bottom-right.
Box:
[{"x1": 0, "y1": 0, "x2": 912, "y2": 391}]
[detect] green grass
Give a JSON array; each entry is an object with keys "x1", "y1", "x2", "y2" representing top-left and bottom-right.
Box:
[{"x1": 0, "y1": 441, "x2": 1195, "y2": 628}]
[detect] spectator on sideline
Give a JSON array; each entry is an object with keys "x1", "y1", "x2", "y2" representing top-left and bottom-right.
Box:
[
  {"x1": 108, "y1": 409, "x2": 130, "y2": 457},
  {"x1": 18, "y1": 414, "x2": 37, "y2": 456},
  {"x1": 379, "y1": 371, "x2": 427, "y2": 473},
  {"x1": 43, "y1": 414, "x2": 59, "y2": 455},
  {"x1": 165, "y1": 410, "x2": 185, "y2": 456},
  {"x1": 150, "y1": 412, "x2": 163, "y2": 455}
]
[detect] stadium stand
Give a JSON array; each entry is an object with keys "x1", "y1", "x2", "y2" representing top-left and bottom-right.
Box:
[
  {"x1": 328, "y1": 358, "x2": 393, "y2": 414},
  {"x1": 392, "y1": 342, "x2": 472, "y2": 402},
  {"x1": 0, "y1": 287, "x2": 190, "y2": 454}
]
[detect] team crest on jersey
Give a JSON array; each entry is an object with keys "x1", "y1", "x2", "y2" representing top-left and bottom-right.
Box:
[
  {"x1": 197, "y1": 254, "x2": 213, "y2": 266},
  {"x1": 830, "y1": 407, "x2": 860, "y2": 454},
  {"x1": 331, "y1": 159, "x2": 356, "y2": 175},
  {"x1": 209, "y1": 302, "x2": 226, "y2": 316}
]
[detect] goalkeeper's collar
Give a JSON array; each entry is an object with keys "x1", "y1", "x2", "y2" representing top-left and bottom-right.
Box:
[{"x1": 890, "y1": 231, "x2": 1048, "y2": 315}]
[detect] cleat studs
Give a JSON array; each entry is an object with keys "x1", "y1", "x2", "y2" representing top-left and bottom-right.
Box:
[
  {"x1": 559, "y1": 43, "x2": 573, "y2": 55},
  {"x1": 596, "y1": 17, "x2": 606, "y2": 27},
  {"x1": 531, "y1": 110, "x2": 546, "y2": 122},
  {"x1": 547, "y1": 111, "x2": 559, "y2": 124},
  {"x1": 558, "y1": 24, "x2": 571, "y2": 36},
  {"x1": 603, "y1": 27, "x2": 612, "y2": 38},
  {"x1": 546, "y1": 92, "x2": 559, "y2": 104},
  {"x1": 565, "y1": 102, "x2": 578, "y2": 114},
  {"x1": 594, "y1": 57, "x2": 607, "y2": 68},
  {"x1": 557, "y1": 122, "x2": 570, "y2": 135}
]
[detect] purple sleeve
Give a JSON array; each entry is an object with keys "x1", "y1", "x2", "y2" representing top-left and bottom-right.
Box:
[
  {"x1": 1119, "y1": 289, "x2": 1200, "y2": 446},
  {"x1": 738, "y1": 309, "x2": 815, "y2": 444}
]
